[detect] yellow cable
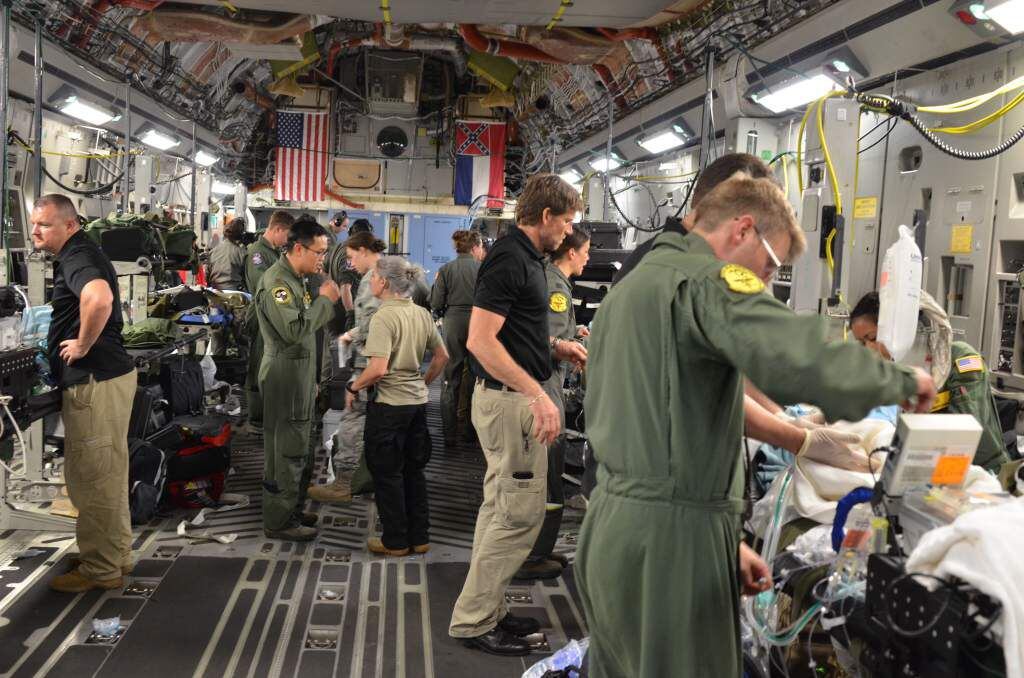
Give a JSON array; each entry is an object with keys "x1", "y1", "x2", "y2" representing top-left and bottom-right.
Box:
[
  {"x1": 218, "y1": 0, "x2": 238, "y2": 14},
  {"x1": 11, "y1": 134, "x2": 141, "y2": 158},
  {"x1": 380, "y1": 0, "x2": 392, "y2": 25},
  {"x1": 929, "y1": 88, "x2": 1024, "y2": 135},
  {"x1": 825, "y1": 227, "x2": 836, "y2": 273},
  {"x1": 546, "y1": 0, "x2": 573, "y2": 30},
  {"x1": 919, "y1": 73, "x2": 1024, "y2": 114},
  {"x1": 817, "y1": 92, "x2": 844, "y2": 216}
]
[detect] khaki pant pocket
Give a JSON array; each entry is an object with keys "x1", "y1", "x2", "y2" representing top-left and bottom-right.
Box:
[
  {"x1": 67, "y1": 435, "x2": 114, "y2": 485},
  {"x1": 496, "y1": 476, "x2": 545, "y2": 528},
  {"x1": 471, "y1": 391, "x2": 504, "y2": 452}
]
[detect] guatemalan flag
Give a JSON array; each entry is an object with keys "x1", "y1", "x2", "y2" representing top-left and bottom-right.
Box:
[{"x1": 454, "y1": 120, "x2": 507, "y2": 208}]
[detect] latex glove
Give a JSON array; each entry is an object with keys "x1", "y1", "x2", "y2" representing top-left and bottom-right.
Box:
[
  {"x1": 798, "y1": 427, "x2": 871, "y2": 472},
  {"x1": 773, "y1": 408, "x2": 825, "y2": 430}
]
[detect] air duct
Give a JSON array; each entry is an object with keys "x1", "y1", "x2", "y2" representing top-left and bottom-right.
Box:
[
  {"x1": 458, "y1": 24, "x2": 565, "y2": 64},
  {"x1": 133, "y1": 10, "x2": 316, "y2": 45}
]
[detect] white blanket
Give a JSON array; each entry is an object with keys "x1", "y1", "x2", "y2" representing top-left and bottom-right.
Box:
[
  {"x1": 751, "y1": 419, "x2": 1002, "y2": 536},
  {"x1": 906, "y1": 498, "x2": 1024, "y2": 678}
]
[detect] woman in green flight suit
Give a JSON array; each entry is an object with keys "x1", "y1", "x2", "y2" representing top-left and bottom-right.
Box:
[
  {"x1": 430, "y1": 230, "x2": 485, "y2": 446},
  {"x1": 850, "y1": 290, "x2": 1010, "y2": 474}
]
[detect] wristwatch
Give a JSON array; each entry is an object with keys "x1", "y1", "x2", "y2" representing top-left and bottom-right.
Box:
[{"x1": 346, "y1": 383, "x2": 360, "y2": 395}]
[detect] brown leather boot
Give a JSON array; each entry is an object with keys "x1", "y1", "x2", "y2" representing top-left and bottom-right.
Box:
[{"x1": 50, "y1": 569, "x2": 123, "y2": 593}]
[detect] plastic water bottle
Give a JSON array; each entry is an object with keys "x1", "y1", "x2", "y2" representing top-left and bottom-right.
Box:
[{"x1": 522, "y1": 638, "x2": 589, "y2": 678}]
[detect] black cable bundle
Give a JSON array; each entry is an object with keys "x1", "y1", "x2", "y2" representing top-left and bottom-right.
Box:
[{"x1": 858, "y1": 93, "x2": 1024, "y2": 161}]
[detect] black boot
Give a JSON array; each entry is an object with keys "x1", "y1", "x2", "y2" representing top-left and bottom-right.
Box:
[
  {"x1": 514, "y1": 558, "x2": 563, "y2": 580},
  {"x1": 462, "y1": 628, "x2": 531, "y2": 656},
  {"x1": 498, "y1": 612, "x2": 541, "y2": 636}
]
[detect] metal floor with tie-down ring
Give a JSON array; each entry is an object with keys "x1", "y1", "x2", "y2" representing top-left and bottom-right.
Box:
[{"x1": 0, "y1": 383, "x2": 588, "y2": 678}]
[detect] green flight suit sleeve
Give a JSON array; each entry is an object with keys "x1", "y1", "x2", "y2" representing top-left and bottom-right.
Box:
[
  {"x1": 245, "y1": 249, "x2": 271, "y2": 293},
  {"x1": 689, "y1": 275, "x2": 919, "y2": 423},
  {"x1": 944, "y1": 342, "x2": 1008, "y2": 472},
  {"x1": 430, "y1": 267, "x2": 448, "y2": 315},
  {"x1": 259, "y1": 284, "x2": 334, "y2": 347}
]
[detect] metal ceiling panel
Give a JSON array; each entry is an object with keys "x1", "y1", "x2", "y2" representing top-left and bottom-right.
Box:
[{"x1": 169, "y1": 0, "x2": 678, "y2": 28}]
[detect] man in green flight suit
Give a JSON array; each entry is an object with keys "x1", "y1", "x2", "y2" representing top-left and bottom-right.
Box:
[
  {"x1": 255, "y1": 217, "x2": 340, "y2": 541},
  {"x1": 243, "y1": 211, "x2": 293, "y2": 435},
  {"x1": 578, "y1": 177, "x2": 937, "y2": 677}
]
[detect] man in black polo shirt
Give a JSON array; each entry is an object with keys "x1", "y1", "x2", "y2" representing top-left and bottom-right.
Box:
[
  {"x1": 31, "y1": 194, "x2": 137, "y2": 593},
  {"x1": 449, "y1": 174, "x2": 587, "y2": 656}
]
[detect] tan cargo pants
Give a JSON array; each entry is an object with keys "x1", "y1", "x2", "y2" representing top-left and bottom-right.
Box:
[
  {"x1": 449, "y1": 382, "x2": 547, "y2": 638},
  {"x1": 62, "y1": 369, "x2": 137, "y2": 580}
]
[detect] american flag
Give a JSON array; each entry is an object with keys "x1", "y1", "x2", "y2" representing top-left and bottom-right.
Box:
[{"x1": 274, "y1": 110, "x2": 328, "y2": 202}]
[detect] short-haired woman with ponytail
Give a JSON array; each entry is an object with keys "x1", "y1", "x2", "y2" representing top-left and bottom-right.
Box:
[
  {"x1": 309, "y1": 231, "x2": 387, "y2": 504},
  {"x1": 347, "y1": 256, "x2": 449, "y2": 556}
]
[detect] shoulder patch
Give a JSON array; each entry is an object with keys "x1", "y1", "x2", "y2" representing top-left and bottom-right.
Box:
[
  {"x1": 955, "y1": 354, "x2": 983, "y2": 374},
  {"x1": 549, "y1": 292, "x2": 569, "y2": 313},
  {"x1": 720, "y1": 264, "x2": 765, "y2": 295},
  {"x1": 251, "y1": 252, "x2": 264, "y2": 266},
  {"x1": 272, "y1": 286, "x2": 292, "y2": 305}
]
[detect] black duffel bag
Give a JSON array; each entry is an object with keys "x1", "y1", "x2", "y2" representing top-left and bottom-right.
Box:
[{"x1": 159, "y1": 356, "x2": 204, "y2": 416}]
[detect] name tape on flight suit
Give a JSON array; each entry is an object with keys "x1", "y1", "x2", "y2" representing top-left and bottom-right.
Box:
[
  {"x1": 549, "y1": 292, "x2": 569, "y2": 313},
  {"x1": 720, "y1": 264, "x2": 765, "y2": 294},
  {"x1": 272, "y1": 287, "x2": 292, "y2": 304}
]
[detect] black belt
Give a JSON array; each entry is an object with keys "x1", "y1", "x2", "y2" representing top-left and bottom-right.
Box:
[{"x1": 476, "y1": 377, "x2": 510, "y2": 391}]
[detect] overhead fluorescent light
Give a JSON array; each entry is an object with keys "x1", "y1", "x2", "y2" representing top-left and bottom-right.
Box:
[
  {"x1": 60, "y1": 97, "x2": 116, "y2": 126},
  {"x1": 194, "y1": 150, "x2": 219, "y2": 167},
  {"x1": 559, "y1": 169, "x2": 582, "y2": 184},
  {"x1": 986, "y1": 0, "x2": 1024, "y2": 33},
  {"x1": 211, "y1": 180, "x2": 235, "y2": 196},
  {"x1": 589, "y1": 155, "x2": 622, "y2": 172},
  {"x1": 50, "y1": 86, "x2": 117, "y2": 125},
  {"x1": 637, "y1": 130, "x2": 686, "y2": 154},
  {"x1": 751, "y1": 73, "x2": 842, "y2": 113},
  {"x1": 138, "y1": 127, "x2": 180, "y2": 151}
]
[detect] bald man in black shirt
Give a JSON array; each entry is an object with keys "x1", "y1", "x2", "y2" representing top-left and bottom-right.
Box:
[{"x1": 32, "y1": 194, "x2": 137, "y2": 593}]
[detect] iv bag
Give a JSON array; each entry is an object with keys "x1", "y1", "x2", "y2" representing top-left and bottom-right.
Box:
[{"x1": 877, "y1": 225, "x2": 922, "y2": 361}]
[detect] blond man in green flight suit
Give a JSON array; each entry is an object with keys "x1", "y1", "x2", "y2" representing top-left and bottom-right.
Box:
[
  {"x1": 243, "y1": 210, "x2": 293, "y2": 435},
  {"x1": 578, "y1": 177, "x2": 937, "y2": 677}
]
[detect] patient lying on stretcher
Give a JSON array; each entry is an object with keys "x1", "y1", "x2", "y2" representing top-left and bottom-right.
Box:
[{"x1": 749, "y1": 289, "x2": 1010, "y2": 537}]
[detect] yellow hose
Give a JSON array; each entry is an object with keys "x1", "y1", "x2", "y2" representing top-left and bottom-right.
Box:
[
  {"x1": 919, "y1": 73, "x2": 1024, "y2": 114},
  {"x1": 817, "y1": 91, "x2": 844, "y2": 216},
  {"x1": 929, "y1": 88, "x2": 1024, "y2": 135}
]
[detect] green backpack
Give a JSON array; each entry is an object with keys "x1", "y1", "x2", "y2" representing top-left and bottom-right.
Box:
[
  {"x1": 159, "y1": 226, "x2": 198, "y2": 270},
  {"x1": 83, "y1": 213, "x2": 165, "y2": 264}
]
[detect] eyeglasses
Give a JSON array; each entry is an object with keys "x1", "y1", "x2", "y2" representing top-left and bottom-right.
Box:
[
  {"x1": 305, "y1": 245, "x2": 329, "y2": 258},
  {"x1": 753, "y1": 224, "x2": 782, "y2": 272}
]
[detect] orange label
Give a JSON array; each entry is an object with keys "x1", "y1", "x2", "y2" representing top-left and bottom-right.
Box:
[{"x1": 931, "y1": 455, "x2": 971, "y2": 485}]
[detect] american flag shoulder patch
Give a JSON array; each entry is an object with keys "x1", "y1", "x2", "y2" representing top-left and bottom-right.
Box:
[{"x1": 955, "y1": 354, "x2": 983, "y2": 374}]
